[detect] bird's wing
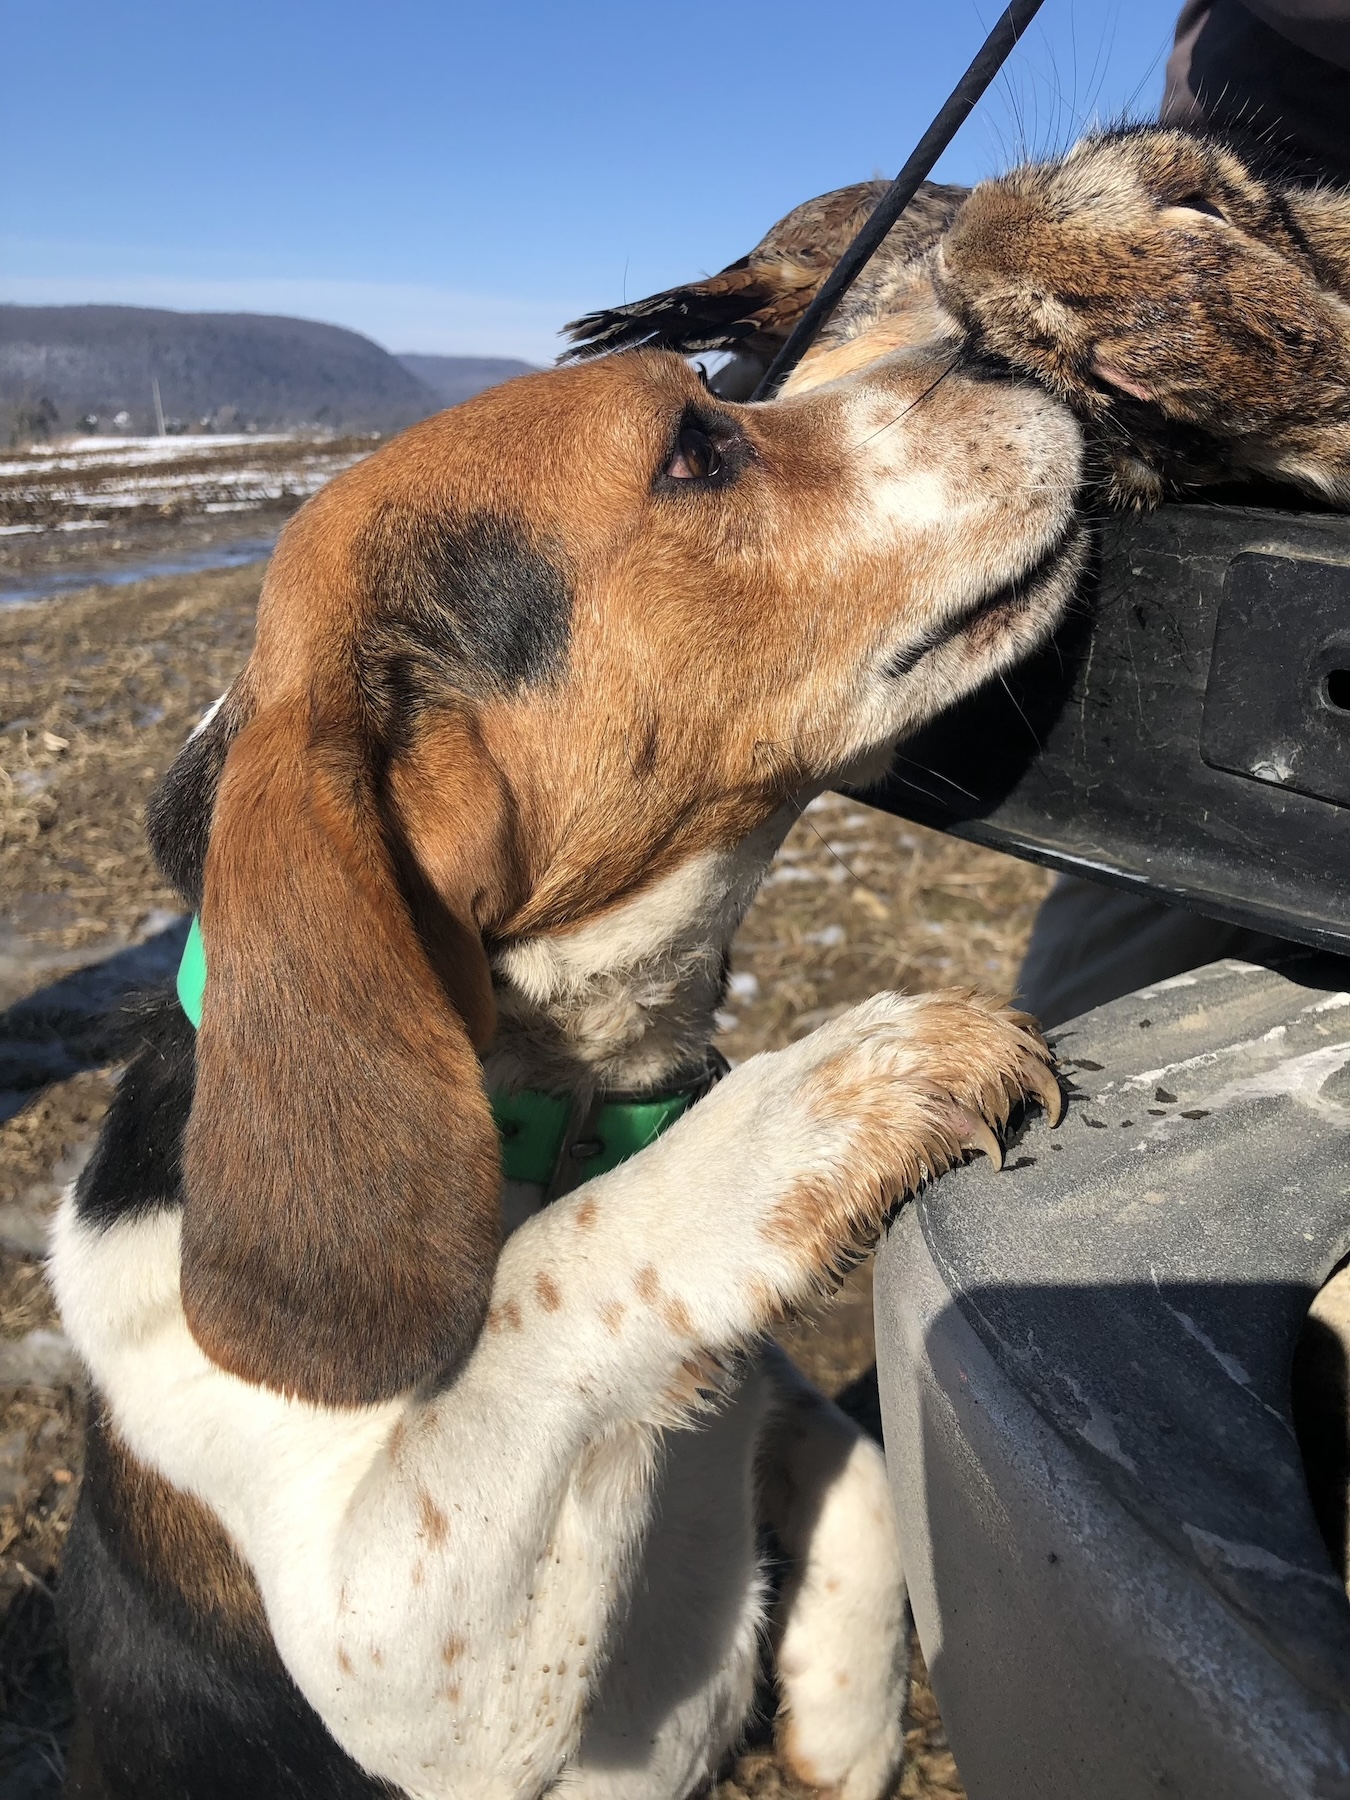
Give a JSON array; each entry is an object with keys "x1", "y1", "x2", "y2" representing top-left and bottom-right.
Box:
[{"x1": 562, "y1": 180, "x2": 968, "y2": 364}]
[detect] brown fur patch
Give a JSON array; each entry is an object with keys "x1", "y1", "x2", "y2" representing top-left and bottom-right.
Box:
[
  {"x1": 743, "y1": 1274, "x2": 781, "y2": 1333},
  {"x1": 535, "y1": 1272, "x2": 563, "y2": 1313},
  {"x1": 634, "y1": 1265, "x2": 661, "y2": 1306},
  {"x1": 488, "y1": 1298, "x2": 523, "y2": 1333},
  {"x1": 660, "y1": 1295, "x2": 695, "y2": 1338},
  {"x1": 443, "y1": 1634, "x2": 466, "y2": 1665},
  {"x1": 93, "y1": 1423, "x2": 268, "y2": 1647},
  {"x1": 417, "y1": 1490, "x2": 450, "y2": 1548},
  {"x1": 791, "y1": 1077, "x2": 950, "y2": 1266},
  {"x1": 778, "y1": 1716, "x2": 824, "y2": 1788},
  {"x1": 182, "y1": 695, "x2": 503, "y2": 1407},
  {"x1": 659, "y1": 1352, "x2": 725, "y2": 1415},
  {"x1": 599, "y1": 1300, "x2": 627, "y2": 1335},
  {"x1": 766, "y1": 995, "x2": 1045, "y2": 1275},
  {"x1": 574, "y1": 1198, "x2": 599, "y2": 1230}
]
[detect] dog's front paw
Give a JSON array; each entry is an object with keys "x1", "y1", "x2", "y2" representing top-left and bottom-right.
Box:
[{"x1": 764, "y1": 990, "x2": 1060, "y2": 1278}]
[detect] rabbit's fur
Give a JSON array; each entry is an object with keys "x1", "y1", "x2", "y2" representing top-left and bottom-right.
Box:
[{"x1": 936, "y1": 125, "x2": 1350, "y2": 507}]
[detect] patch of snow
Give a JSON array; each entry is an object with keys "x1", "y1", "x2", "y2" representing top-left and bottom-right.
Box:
[
  {"x1": 1206, "y1": 1040, "x2": 1350, "y2": 1129},
  {"x1": 0, "y1": 1329, "x2": 81, "y2": 1388},
  {"x1": 1135, "y1": 972, "x2": 1198, "y2": 997},
  {"x1": 1303, "y1": 992, "x2": 1350, "y2": 1014},
  {"x1": 805, "y1": 925, "x2": 846, "y2": 948}
]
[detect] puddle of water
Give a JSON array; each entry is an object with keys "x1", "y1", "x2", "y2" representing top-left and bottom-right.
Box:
[{"x1": 0, "y1": 531, "x2": 279, "y2": 606}]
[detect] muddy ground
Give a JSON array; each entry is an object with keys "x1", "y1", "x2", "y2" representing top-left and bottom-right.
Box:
[
  {"x1": 0, "y1": 563, "x2": 1052, "y2": 1797},
  {"x1": 0, "y1": 436, "x2": 372, "y2": 600}
]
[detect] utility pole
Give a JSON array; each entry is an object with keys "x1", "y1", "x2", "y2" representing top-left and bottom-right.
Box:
[{"x1": 152, "y1": 377, "x2": 166, "y2": 437}]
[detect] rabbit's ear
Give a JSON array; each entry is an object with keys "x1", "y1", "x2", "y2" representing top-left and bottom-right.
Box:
[
  {"x1": 180, "y1": 696, "x2": 502, "y2": 1407},
  {"x1": 1091, "y1": 355, "x2": 1157, "y2": 405}
]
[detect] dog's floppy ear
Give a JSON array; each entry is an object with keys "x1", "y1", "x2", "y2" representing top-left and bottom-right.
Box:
[{"x1": 180, "y1": 689, "x2": 502, "y2": 1407}]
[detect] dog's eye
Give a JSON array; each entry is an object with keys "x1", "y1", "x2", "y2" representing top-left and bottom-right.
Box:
[
  {"x1": 1171, "y1": 193, "x2": 1226, "y2": 221},
  {"x1": 665, "y1": 427, "x2": 722, "y2": 481},
  {"x1": 656, "y1": 407, "x2": 745, "y2": 492}
]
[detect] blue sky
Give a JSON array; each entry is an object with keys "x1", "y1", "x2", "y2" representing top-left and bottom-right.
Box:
[{"x1": 2, "y1": 0, "x2": 1182, "y2": 362}]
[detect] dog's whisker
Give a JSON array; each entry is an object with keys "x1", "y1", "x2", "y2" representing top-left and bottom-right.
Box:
[
  {"x1": 890, "y1": 752, "x2": 982, "y2": 804},
  {"x1": 847, "y1": 355, "x2": 964, "y2": 451},
  {"x1": 784, "y1": 791, "x2": 869, "y2": 891},
  {"x1": 998, "y1": 671, "x2": 1042, "y2": 749}
]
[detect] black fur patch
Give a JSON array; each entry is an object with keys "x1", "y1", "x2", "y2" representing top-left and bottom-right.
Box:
[
  {"x1": 61, "y1": 1418, "x2": 398, "y2": 1800},
  {"x1": 145, "y1": 698, "x2": 242, "y2": 907},
  {"x1": 357, "y1": 509, "x2": 572, "y2": 734},
  {"x1": 73, "y1": 993, "x2": 195, "y2": 1229},
  {"x1": 146, "y1": 514, "x2": 568, "y2": 896}
]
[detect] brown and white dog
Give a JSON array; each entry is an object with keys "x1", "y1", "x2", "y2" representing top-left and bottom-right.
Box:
[{"x1": 51, "y1": 344, "x2": 1077, "y2": 1799}]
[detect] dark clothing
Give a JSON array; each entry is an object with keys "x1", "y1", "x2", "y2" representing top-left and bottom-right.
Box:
[{"x1": 1163, "y1": 0, "x2": 1350, "y2": 179}]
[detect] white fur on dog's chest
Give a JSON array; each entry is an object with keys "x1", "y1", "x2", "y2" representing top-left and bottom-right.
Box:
[
  {"x1": 49, "y1": 1190, "x2": 770, "y2": 1799},
  {"x1": 51, "y1": 972, "x2": 1034, "y2": 1798},
  {"x1": 488, "y1": 813, "x2": 798, "y2": 1098}
]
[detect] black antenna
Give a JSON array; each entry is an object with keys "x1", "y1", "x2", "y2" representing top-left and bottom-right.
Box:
[{"x1": 751, "y1": 0, "x2": 1049, "y2": 401}]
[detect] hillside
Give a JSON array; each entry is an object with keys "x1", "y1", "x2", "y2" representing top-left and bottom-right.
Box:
[
  {"x1": 398, "y1": 353, "x2": 539, "y2": 405},
  {"x1": 0, "y1": 306, "x2": 539, "y2": 439}
]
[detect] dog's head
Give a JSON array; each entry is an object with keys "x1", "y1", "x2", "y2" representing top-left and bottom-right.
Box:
[{"x1": 150, "y1": 347, "x2": 1084, "y2": 1406}]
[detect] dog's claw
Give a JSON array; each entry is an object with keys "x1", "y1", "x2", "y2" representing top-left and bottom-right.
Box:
[
  {"x1": 958, "y1": 1114, "x2": 1004, "y2": 1172},
  {"x1": 1026, "y1": 1058, "x2": 1064, "y2": 1127}
]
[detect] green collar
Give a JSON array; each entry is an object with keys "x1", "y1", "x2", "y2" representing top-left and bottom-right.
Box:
[
  {"x1": 175, "y1": 916, "x2": 717, "y2": 1192},
  {"x1": 177, "y1": 915, "x2": 208, "y2": 1028},
  {"x1": 491, "y1": 1082, "x2": 707, "y2": 1188}
]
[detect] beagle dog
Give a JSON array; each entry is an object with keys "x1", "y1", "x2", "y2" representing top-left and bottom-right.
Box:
[{"x1": 50, "y1": 344, "x2": 1079, "y2": 1800}]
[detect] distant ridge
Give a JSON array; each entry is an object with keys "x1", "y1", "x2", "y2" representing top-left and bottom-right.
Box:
[
  {"x1": 0, "y1": 305, "x2": 542, "y2": 439},
  {"x1": 398, "y1": 354, "x2": 540, "y2": 407}
]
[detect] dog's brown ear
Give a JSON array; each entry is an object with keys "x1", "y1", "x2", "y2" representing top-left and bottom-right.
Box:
[{"x1": 180, "y1": 696, "x2": 502, "y2": 1406}]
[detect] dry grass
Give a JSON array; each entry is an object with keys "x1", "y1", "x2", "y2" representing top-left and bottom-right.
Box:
[
  {"x1": 716, "y1": 790, "x2": 1046, "y2": 1064},
  {"x1": 0, "y1": 563, "x2": 262, "y2": 953},
  {"x1": 0, "y1": 1075, "x2": 113, "y2": 1217},
  {"x1": 0, "y1": 564, "x2": 1051, "y2": 1797}
]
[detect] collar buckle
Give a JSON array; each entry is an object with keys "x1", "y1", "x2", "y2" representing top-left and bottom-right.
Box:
[{"x1": 499, "y1": 1050, "x2": 730, "y2": 1202}]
